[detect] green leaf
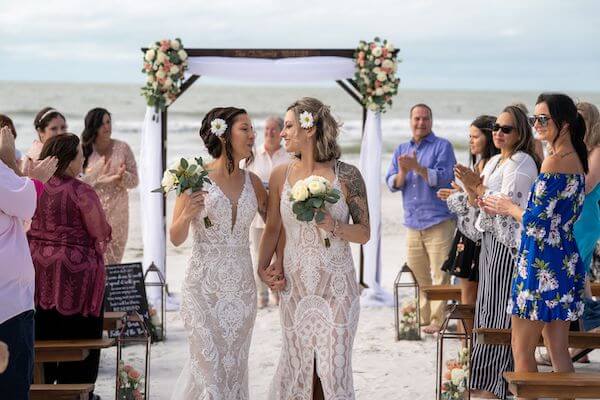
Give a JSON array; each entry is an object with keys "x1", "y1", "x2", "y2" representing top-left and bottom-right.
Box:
[
  {"x1": 180, "y1": 158, "x2": 188, "y2": 169},
  {"x1": 151, "y1": 187, "x2": 164, "y2": 193},
  {"x1": 315, "y1": 210, "x2": 325, "y2": 223},
  {"x1": 309, "y1": 197, "x2": 324, "y2": 208},
  {"x1": 187, "y1": 164, "x2": 197, "y2": 173},
  {"x1": 292, "y1": 201, "x2": 306, "y2": 215},
  {"x1": 299, "y1": 209, "x2": 315, "y2": 222}
]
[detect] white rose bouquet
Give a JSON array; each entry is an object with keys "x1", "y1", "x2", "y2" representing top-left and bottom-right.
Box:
[
  {"x1": 141, "y1": 38, "x2": 188, "y2": 113},
  {"x1": 153, "y1": 157, "x2": 213, "y2": 228},
  {"x1": 354, "y1": 37, "x2": 400, "y2": 113},
  {"x1": 289, "y1": 175, "x2": 341, "y2": 248}
]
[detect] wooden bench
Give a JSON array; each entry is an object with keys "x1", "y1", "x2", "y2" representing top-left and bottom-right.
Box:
[
  {"x1": 422, "y1": 285, "x2": 461, "y2": 302},
  {"x1": 30, "y1": 384, "x2": 94, "y2": 400},
  {"x1": 34, "y1": 339, "x2": 115, "y2": 384},
  {"x1": 103, "y1": 311, "x2": 126, "y2": 332},
  {"x1": 475, "y1": 328, "x2": 600, "y2": 348},
  {"x1": 504, "y1": 372, "x2": 600, "y2": 398}
]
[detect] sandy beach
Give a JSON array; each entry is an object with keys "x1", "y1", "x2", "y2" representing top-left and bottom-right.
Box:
[{"x1": 91, "y1": 183, "x2": 600, "y2": 399}]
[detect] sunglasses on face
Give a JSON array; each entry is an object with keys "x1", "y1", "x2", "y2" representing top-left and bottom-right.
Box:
[
  {"x1": 528, "y1": 115, "x2": 552, "y2": 127},
  {"x1": 492, "y1": 124, "x2": 515, "y2": 134}
]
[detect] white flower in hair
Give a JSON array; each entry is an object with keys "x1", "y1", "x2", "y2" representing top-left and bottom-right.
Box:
[
  {"x1": 299, "y1": 111, "x2": 314, "y2": 129},
  {"x1": 210, "y1": 118, "x2": 228, "y2": 137}
]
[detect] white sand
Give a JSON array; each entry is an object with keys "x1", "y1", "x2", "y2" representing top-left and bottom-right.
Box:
[{"x1": 93, "y1": 185, "x2": 600, "y2": 399}]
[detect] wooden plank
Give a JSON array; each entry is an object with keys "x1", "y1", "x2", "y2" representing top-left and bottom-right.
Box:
[
  {"x1": 422, "y1": 285, "x2": 461, "y2": 301},
  {"x1": 35, "y1": 339, "x2": 114, "y2": 362},
  {"x1": 476, "y1": 328, "x2": 600, "y2": 348},
  {"x1": 504, "y1": 372, "x2": 600, "y2": 398},
  {"x1": 444, "y1": 304, "x2": 475, "y2": 320},
  {"x1": 103, "y1": 311, "x2": 126, "y2": 332},
  {"x1": 31, "y1": 384, "x2": 94, "y2": 400},
  {"x1": 591, "y1": 282, "x2": 600, "y2": 297},
  {"x1": 35, "y1": 348, "x2": 89, "y2": 363}
]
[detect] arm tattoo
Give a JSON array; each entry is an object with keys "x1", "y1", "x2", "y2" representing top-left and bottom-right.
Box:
[{"x1": 337, "y1": 161, "x2": 370, "y2": 228}]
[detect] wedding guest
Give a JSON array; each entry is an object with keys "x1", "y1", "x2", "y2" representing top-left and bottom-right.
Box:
[
  {"x1": 81, "y1": 108, "x2": 138, "y2": 265},
  {"x1": 244, "y1": 116, "x2": 288, "y2": 308},
  {"x1": 258, "y1": 97, "x2": 370, "y2": 399},
  {"x1": 28, "y1": 133, "x2": 111, "y2": 396},
  {"x1": 385, "y1": 103, "x2": 457, "y2": 334},
  {"x1": 451, "y1": 105, "x2": 539, "y2": 399},
  {"x1": 512, "y1": 102, "x2": 545, "y2": 161},
  {"x1": 488, "y1": 94, "x2": 588, "y2": 395},
  {"x1": 439, "y1": 115, "x2": 499, "y2": 310},
  {"x1": 22, "y1": 107, "x2": 67, "y2": 174},
  {"x1": 0, "y1": 127, "x2": 56, "y2": 399},
  {"x1": 0, "y1": 114, "x2": 23, "y2": 166}
]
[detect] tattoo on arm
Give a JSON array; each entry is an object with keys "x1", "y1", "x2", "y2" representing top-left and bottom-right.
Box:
[{"x1": 338, "y1": 162, "x2": 370, "y2": 228}]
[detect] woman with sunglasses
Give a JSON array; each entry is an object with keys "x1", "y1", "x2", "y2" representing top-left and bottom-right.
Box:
[
  {"x1": 485, "y1": 94, "x2": 588, "y2": 399},
  {"x1": 453, "y1": 105, "x2": 539, "y2": 399}
]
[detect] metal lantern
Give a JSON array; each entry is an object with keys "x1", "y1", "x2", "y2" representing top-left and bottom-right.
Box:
[
  {"x1": 144, "y1": 262, "x2": 166, "y2": 341},
  {"x1": 393, "y1": 263, "x2": 421, "y2": 340},
  {"x1": 115, "y1": 312, "x2": 151, "y2": 400},
  {"x1": 436, "y1": 304, "x2": 474, "y2": 400}
]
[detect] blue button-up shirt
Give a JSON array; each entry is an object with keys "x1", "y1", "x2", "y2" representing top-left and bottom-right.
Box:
[{"x1": 385, "y1": 132, "x2": 457, "y2": 230}]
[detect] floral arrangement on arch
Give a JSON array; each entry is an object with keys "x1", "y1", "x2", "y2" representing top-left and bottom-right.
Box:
[
  {"x1": 397, "y1": 299, "x2": 420, "y2": 340},
  {"x1": 117, "y1": 360, "x2": 144, "y2": 400},
  {"x1": 141, "y1": 38, "x2": 189, "y2": 112},
  {"x1": 354, "y1": 37, "x2": 400, "y2": 113},
  {"x1": 441, "y1": 348, "x2": 470, "y2": 399}
]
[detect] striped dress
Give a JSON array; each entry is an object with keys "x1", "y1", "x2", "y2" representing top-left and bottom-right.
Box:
[{"x1": 448, "y1": 152, "x2": 538, "y2": 399}]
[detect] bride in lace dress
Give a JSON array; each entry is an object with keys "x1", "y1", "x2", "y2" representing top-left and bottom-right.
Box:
[
  {"x1": 169, "y1": 107, "x2": 268, "y2": 400},
  {"x1": 258, "y1": 97, "x2": 371, "y2": 400}
]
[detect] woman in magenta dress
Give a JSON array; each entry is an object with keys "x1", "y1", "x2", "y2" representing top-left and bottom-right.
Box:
[{"x1": 27, "y1": 133, "x2": 111, "y2": 397}]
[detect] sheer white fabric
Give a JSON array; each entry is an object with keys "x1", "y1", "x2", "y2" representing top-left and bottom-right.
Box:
[
  {"x1": 186, "y1": 56, "x2": 355, "y2": 83},
  {"x1": 269, "y1": 162, "x2": 360, "y2": 399},
  {"x1": 171, "y1": 171, "x2": 258, "y2": 400}
]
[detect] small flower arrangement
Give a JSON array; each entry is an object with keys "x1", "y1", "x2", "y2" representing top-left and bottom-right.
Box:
[
  {"x1": 354, "y1": 37, "x2": 400, "y2": 113},
  {"x1": 117, "y1": 361, "x2": 144, "y2": 400},
  {"x1": 289, "y1": 175, "x2": 340, "y2": 248},
  {"x1": 153, "y1": 157, "x2": 213, "y2": 228},
  {"x1": 441, "y1": 348, "x2": 470, "y2": 400},
  {"x1": 398, "y1": 300, "x2": 420, "y2": 340},
  {"x1": 141, "y1": 38, "x2": 188, "y2": 113},
  {"x1": 146, "y1": 305, "x2": 162, "y2": 342}
]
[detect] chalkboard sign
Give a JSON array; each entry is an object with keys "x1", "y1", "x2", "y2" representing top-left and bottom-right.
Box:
[{"x1": 104, "y1": 262, "x2": 150, "y2": 338}]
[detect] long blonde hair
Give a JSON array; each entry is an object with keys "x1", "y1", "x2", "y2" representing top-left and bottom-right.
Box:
[
  {"x1": 287, "y1": 97, "x2": 341, "y2": 162},
  {"x1": 576, "y1": 101, "x2": 600, "y2": 149}
]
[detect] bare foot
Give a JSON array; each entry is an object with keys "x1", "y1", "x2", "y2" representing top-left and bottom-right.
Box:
[{"x1": 422, "y1": 324, "x2": 440, "y2": 334}]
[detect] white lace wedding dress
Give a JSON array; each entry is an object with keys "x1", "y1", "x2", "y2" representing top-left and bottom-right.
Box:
[
  {"x1": 269, "y1": 163, "x2": 361, "y2": 399},
  {"x1": 171, "y1": 171, "x2": 258, "y2": 400}
]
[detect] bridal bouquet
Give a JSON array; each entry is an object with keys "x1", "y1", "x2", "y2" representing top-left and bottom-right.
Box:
[
  {"x1": 289, "y1": 175, "x2": 341, "y2": 248},
  {"x1": 141, "y1": 38, "x2": 188, "y2": 112},
  {"x1": 354, "y1": 37, "x2": 400, "y2": 113},
  {"x1": 153, "y1": 157, "x2": 213, "y2": 228},
  {"x1": 117, "y1": 361, "x2": 144, "y2": 400},
  {"x1": 441, "y1": 348, "x2": 470, "y2": 400}
]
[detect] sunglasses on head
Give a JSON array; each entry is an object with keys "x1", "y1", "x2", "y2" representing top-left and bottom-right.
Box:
[
  {"x1": 528, "y1": 115, "x2": 552, "y2": 127},
  {"x1": 492, "y1": 124, "x2": 514, "y2": 134}
]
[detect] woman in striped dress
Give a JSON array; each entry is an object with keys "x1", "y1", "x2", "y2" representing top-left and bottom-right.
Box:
[{"x1": 449, "y1": 105, "x2": 539, "y2": 399}]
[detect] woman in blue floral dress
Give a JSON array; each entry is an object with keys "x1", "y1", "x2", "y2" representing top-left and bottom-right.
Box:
[{"x1": 485, "y1": 93, "x2": 589, "y2": 388}]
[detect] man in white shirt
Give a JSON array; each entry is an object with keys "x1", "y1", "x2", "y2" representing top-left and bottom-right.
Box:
[{"x1": 245, "y1": 116, "x2": 289, "y2": 308}]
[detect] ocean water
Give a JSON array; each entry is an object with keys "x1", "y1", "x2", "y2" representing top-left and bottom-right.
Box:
[{"x1": 2, "y1": 81, "x2": 599, "y2": 168}]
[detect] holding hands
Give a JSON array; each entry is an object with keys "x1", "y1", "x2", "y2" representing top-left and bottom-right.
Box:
[{"x1": 259, "y1": 261, "x2": 286, "y2": 292}]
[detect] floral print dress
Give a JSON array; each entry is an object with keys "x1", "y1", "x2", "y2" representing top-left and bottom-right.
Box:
[{"x1": 509, "y1": 173, "x2": 586, "y2": 322}]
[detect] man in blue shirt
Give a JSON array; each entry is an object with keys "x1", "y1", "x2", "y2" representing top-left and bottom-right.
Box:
[{"x1": 386, "y1": 103, "x2": 457, "y2": 334}]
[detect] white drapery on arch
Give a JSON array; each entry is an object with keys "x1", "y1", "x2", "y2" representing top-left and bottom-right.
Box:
[{"x1": 140, "y1": 56, "x2": 392, "y2": 306}]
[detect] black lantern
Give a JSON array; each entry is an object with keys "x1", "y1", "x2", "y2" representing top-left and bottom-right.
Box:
[
  {"x1": 144, "y1": 262, "x2": 166, "y2": 341},
  {"x1": 393, "y1": 263, "x2": 421, "y2": 340},
  {"x1": 436, "y1": 304, "x2": 474, "y2": 400},
  {"x1": 115, "y1": 312, "x2": 151, "y2": 400}
]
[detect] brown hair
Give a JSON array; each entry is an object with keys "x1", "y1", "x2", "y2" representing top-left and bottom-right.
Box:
[
  {"x1": 576, "y1": 101, "x2": 600, "y2": 149},
  {"x1": 287, "y1": 97, "x2": 342, "y2": 162},
  {"x1": 0, "y1": 114, "x2": 16, "y2": 138},
  {"x1": 198, "y1": 107, "x2": 250, "y2": 174},
  {"x1": 502, "y1": 105, "x2": 541, "y2": 169},
  {"x1": 34, "y1": 107, "x2": 66, "y2": 137},
  {"x1": 39, "y1": 133, "x2": 80, "y2": 176}
]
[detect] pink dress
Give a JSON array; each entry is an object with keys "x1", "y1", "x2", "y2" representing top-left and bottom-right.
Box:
[
  {"x1": 27, "y1": 176, "x2": 112, "y2": 317},
  {"x1": 83, "y1": 139, "x2": 138, "y2": 265}
]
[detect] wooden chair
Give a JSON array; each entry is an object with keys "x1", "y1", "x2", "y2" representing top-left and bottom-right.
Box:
[
  {"x1": 30, "y1": 383, "x2": 95, "y2": 400},
  {"x1": 421, "y1": 284, "x2": 462, "y2": 302},
  {"x1": 504, "y1": 372, "x2": 600, "y2": 398}
]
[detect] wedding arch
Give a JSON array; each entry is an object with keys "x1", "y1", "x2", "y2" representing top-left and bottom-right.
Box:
[{"x1": 139, "y1": 48, "x2": 392, "y2": 306}]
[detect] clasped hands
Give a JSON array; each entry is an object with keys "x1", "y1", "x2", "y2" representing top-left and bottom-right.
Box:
[
  {"x1": 258, "y1": 262, "x2": 286, "y2": 291},
  {"x1": 397, "y1": 150, "x2": 423, "y2": 175}
]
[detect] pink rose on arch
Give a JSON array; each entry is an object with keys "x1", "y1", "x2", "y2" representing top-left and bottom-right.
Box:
[
  {"x1": 357, "y1": 51, "x2": 365, "y2": 60},
  {"x1": 382, "y1": 48, "x2": 388, "y2": 57},
  {"x1": 159, "y1": 40, "x2": 170, "y2": 52},
  {"x1": 370, "y1": 43, "x2": 376, "y2": 49},
  {"x1": 375, "y1": 81, "x2": 382, "y2": 88},
  {"x1": 358, "y1": 59, "x2": 365, "y2": 67}
]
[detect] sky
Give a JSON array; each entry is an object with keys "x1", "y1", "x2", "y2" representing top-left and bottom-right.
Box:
[{"x1": 1, "y1": 0, "x2": 600, "y2": 91}]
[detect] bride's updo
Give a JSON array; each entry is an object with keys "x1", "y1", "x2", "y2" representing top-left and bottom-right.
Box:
[
  {"x1": 287, "y1": 97, "x2": 342, "y2": 162},
  {"x1": 199, "y1": 106, "x2": 249, "y2": 173}
]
